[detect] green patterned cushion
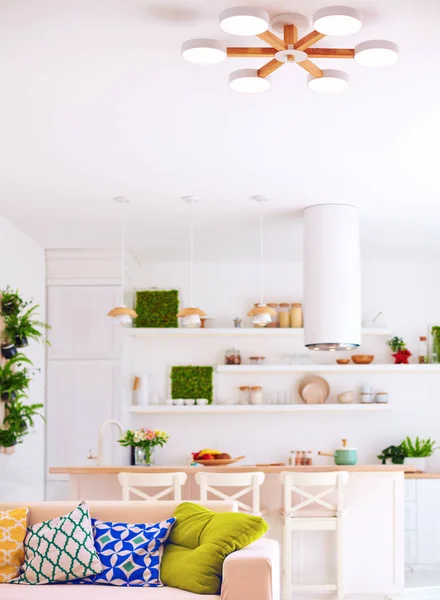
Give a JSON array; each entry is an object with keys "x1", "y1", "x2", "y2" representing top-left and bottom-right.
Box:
[{"x1": 12, "y1": 501, "x2": 102, "y2": 585}]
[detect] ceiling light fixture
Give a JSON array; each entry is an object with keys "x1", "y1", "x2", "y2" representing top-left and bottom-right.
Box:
[
  {"x1": 181, "y1": 39, "x2": 226, "y2": 64},
  {"x1": 307, "y1": 69, "x2": 349, "y2": 93},
  {"x1": 219, "y1": 7, "x2": 269, "y2": 36},
  {"x1": 354, "y1": 40, "x2": 399, "y2": 67},
  {"x1": 107, "y1": 197, "x2": 137, "y2": 325},
  {"x1": 177, "y1": 197, "x2": 206, "y2": 328},
  {"x1": 229, "y1": 69, "x2": 271, "y2": 93},
  {"x1": 247, "y1": 196, "x2": 276, "y2": 327},
  {"x1": 313, "y1": 6, "x2": 362, "y2": 35},
  {"x1": 182, "y1": 7, "x2": 398, "y2": 92}
]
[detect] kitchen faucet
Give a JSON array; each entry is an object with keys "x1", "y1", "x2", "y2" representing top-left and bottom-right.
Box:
[{"x1": 89, "y1": 420, "x2": 124, "y2": 466}]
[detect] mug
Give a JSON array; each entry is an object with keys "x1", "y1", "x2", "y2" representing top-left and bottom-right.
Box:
[
  {"x1": 360, "y1": 393, "x2": 374, "y2": 404},
  {"x1": 375, "y1": 392, "x2": 388, "y2": 404}
]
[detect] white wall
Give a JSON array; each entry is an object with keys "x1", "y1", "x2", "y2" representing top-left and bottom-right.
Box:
[
  {"x1": 125, "y1": 259, "x2": 440, "y2": 470},
  {"x1": 0, "y1": 216, "x2": 45, "y2": 500}
]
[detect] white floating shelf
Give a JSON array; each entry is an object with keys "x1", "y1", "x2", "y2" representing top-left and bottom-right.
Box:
[
  {"x1": 129, "y1": 404, "x2": 391, "y2": 414},
  {"x1": 126, "y1": 327, "x2": 391, "y2": 338},
  {"x1": 216, "y1": 364, "x2": 440, "y2": 374}
]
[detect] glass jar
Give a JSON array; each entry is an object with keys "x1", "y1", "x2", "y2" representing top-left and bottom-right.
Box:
[
  {"x1": 225, "y1": 348, "x2": 241, "y2": 365},
  {"x1": 250, "y1": 386, "x2": 263, "y2": 405},
  {"x1": 249, "y1": 356, "x2": 265, "y2": 365},
  {"x1": 279, "y1": 303, "x2": 290, "y2": 328},
  {"x1": 238, "y1": 386, "x2": 250, "y2": 405},
  {"x1": 290, "y1": 303, "x2": 303, "y2": 328},
  {"x1": 428, "y1": 325, "x2": 440, "y2": 363},
  {"x1": 266, "y1": 303, "x2": 278, "y2": 327},
  {"x1": 419, "y1": 336, "x2": 427, "y2": 364}
]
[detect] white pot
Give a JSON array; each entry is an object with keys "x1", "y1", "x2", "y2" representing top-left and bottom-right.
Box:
[{"x1": 405, "y1": 457, "x2": 426, "y2": 472}]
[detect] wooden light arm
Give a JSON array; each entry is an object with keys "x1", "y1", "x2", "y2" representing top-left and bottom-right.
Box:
[
  {"x1": 284, "y1": 24, "x2": 298, "y2": 44},
  {"x1": 306, "y1": 48, "x2": 355, "y2": 58},
  {"x1": 295, "y1": 30, "x2": 326, "y2": 50},
  {"x1": 257, "y1": 59, "x2": 284, "y2": 78},
  {"x1": 257, "y1": 30, "x2": 287, "y2": 51},
  {"x1": 297, "y1": 59, "x2": 323, "y2": 78},
  {"x1": 227, "y1": 47, "x2": 277, "y2": 58}
]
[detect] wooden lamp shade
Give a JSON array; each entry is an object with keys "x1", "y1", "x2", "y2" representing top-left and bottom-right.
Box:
[
  {"x1": 177, "y1": 307, "x2": 207, "y2": 318},
  {"x1": 107, "y1": 306, "x2": 137, "y2": 318},
  {"x1": 247, "y1": 305, "x2": 277, "y2": 317}
]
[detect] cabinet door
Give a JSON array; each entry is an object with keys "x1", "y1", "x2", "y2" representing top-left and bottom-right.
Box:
[
  {"x1": 46, "y1": 361, "x2": 122, "y2": 472},
  {"x1": 47, "y1": 286, "x2": 121, "y2": 360},
  {"x1": 416, "y1": 480, "x2": 440, "y2": 564}
]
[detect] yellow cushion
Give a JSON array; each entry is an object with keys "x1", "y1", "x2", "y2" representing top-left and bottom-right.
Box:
[{"x1": 0, "y1": 507, "x2": 29, "y2": 582}]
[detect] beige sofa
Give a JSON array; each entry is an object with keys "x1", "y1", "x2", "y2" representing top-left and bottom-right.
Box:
[{"x1": 0, "y1": 501, "x2": 280, "y2": 600}]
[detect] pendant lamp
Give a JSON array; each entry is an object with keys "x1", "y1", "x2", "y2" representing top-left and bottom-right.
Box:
[
  {"x1": 177, "y1": 197, "x2": 206, "y2": 327},
  {"x1": 303, "y1": 204, "x2": 361, "y2": 350},
  {"x1": 107, "y1": 197, "x2": 137, "y2": 324},
  {"x1": 247, "y1": 196, "x2": 277, "y2": 326}
]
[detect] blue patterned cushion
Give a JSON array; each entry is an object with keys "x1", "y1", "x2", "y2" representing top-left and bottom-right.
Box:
[{"x1": 72, "y1": 517, "x2": 175, "y2": 587}]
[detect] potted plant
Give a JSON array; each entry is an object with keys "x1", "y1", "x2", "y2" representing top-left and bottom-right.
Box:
[
  {"x1": 0, "y1": 398, "x2": 44, "y2": 454},
  {"x1": 118, "y1": 428, "x2": 169, "y2": 466},
  {"x1": 0, "y1": 286, "x2": 28, "y2": 316},
  {"x1": 377, "y1": 444, "x2": 407, "y2": 465},
  {"x1": 401, "y1": 436, "x2": 437, "y2": 472},
  {"x1": 4, "y1": 305, "x2": 50, "y2": 348},
  {"x1": 0, "y1": 354, "x2": 33, "y2": 401},
  {"x1": 1, "y1": 341, "x2": 17, "y2": 359},
  {"x1": 386, "y1": 336, "x2": 412, "y2": 364},
  {"x1": 430, "y1": 326, "x2": 440, "y2": 363}
]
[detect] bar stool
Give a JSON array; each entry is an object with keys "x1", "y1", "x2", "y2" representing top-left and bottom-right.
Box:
[
  {"x1": 117, "y1": 472, "x2": 188, "y2": 501},
  {"x1": 195, "y1": 471, "x2": 265, "y2": 515},
  {"x1": 280, "y1": 471, "x2": 349, "y2": 600}
]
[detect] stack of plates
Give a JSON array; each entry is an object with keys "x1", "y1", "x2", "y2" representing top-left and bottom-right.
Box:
[{"x1": 298, "y1": 376, "x2": 330, "y2": 404}]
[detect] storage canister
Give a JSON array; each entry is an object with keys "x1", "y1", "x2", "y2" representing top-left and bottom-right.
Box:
[
  {"x1": 290, "y1": 303, "x2": 303, "y2": 328},
  {"x1": 279, "y1": 303, "x2": 290, "y2": 328},
  {"x1": 250, "y1": 386, "x2": 263, "y2": 405},
  {"x1": 238, "y1": 386, "x2": 250, "y2": 405}
]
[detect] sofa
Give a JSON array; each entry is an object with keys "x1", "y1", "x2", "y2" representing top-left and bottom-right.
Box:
[{"x1": 0, "y1": 500, "x2": 280, "y2": 600}]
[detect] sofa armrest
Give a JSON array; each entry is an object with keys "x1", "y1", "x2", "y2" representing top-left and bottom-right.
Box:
[{"x1": 221, "y1": 539, "x2": 280, "y2": 600}]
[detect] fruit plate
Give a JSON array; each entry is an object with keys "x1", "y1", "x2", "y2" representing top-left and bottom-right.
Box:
[{"x1": 195, "y1": 455, "x2": 245, "y2": 466}]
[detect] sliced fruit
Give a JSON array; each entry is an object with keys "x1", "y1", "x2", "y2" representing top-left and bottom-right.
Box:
[
  {"x1": 215, "y1": 453, "x2": 231, "y2": 459},
  {"x1": 199, "y1": 453, "x2": 214, "y2": 460}
]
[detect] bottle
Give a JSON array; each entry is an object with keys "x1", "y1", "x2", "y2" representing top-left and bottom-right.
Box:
[
  {"x1": 279, "y1": 303, "x2": 290, "y2": 328},
  {"x1": 301, "y1": 451, "x2": 307, "y2": 466},
  {"x1": 419, "y1": 336, "x2": 427, "y2": 364},
  {"x1": 295, "y1": 451, "x2": 302, "y2": 466},
  {"x1": 289, "y1": 451, "x2": 295, "y2": 465},
  {"x1": 290, "y1": 303, "x2": 303, "y2": 328},
  {"x1": 306, "y1": 451, "x2": 313, "y2": 466}
]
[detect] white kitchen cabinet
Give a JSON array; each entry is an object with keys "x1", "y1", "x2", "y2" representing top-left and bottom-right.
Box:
[
  {"x1": 405, "y1": 478, "x2": 440, "y2": 568},
  {"x1": 47, "y1": 286, "x2": 121, "y2": 360}
]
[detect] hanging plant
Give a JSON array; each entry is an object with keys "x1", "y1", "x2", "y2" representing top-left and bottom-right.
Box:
[
  {"x1": 170, "y1": 366, "x2": 213, "y2": 403},
  {"x1": 0, "y1": 399, "x2": 44, "y2": 452},
  {"x1": 0, "y1": 354, "x2": 33, "y2": 402},
  {"x1": 4, "y1": 305, "x2": 50, "y2": 348},
  {"x1": 0, "y1": 286, "x2": 29, "y2": 317}
]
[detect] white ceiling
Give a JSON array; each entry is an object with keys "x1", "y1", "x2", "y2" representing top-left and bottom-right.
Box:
[{"x1": 0, "y1": 0, "x2": 439, "y2": 262}]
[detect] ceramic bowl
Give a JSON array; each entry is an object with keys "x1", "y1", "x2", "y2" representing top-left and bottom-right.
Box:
[
  {"x1": 336, "y1": 359, "x2": 350, "y2": 365},
  {"x1": 184, "y1": 399, "x2": 195, "y2": 405},
  {"x1": 352, "y1": 354, "x2": 374, "y2": 364},
  {"x1": 196, "y1": 398, "x2": 209, "y2": 406},
  {"x1": 173, "y1": 398, "x2": 184, "y2": 406},
  {"x1": 338, "y1": 391, "x2": 354, "y2": 404}
]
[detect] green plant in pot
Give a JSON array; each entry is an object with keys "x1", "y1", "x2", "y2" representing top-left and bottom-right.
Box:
[
  {"x1": 430, "y1": 326, "x2": 440, "y2": 363},
  {"x1": 0, "y1": 286, "x2": 28, "y2": 317},
  {"x1": 0, "y1": 398, "x2": 44, "y2": 454},
  {"x1": 0, "y1": 353, "x2": 33, "y2": 401},
  {"x1": 401, "y1": 436, "x2": 437, "y2": 473},
  {"x1": 377, "y1": 444, "x2": 407, "y2": 465},
  {"x1": 4, "y1": 305, "x2": 50, "y2": 348}
]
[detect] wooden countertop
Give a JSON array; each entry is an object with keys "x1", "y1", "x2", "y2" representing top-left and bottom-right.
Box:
[
  {"x1": 50, "y1": 464, "x2": 412, "y2": 475},
  {"x1": 405, "y1": 473, "x2": 440, "y2": 478}
]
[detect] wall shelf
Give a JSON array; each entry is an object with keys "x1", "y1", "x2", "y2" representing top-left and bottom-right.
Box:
[
  {"x1": 216, "y1": 364, "x2": 440, "y2": 374},
  {"x1": 126, "y1": 327, "x2": 391, "y2": 338},
  {"x1": 129, "y1": 404, "x2": 392, "y2": 414}
]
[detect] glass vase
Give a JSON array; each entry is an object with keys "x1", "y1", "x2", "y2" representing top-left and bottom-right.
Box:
[
  {"x1": 428, "y1": 324, "x2": 440, "y2": 363},
  {"x1": 134, "y1": 446, "x2": 154, "y2": 466}
]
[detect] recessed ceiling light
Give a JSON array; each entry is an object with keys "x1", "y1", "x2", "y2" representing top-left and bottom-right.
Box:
[
  {"x1": 229, "y1": 69, "x2": 271, "y2": 93},
  {"x1": 313, "y1": 6, "x2": 362, "y2": 35},
  {"x1": 181, "y1": 39, "x2": 226, "y2": 65},
  {"x1": 219, "y1": 7, "x2": 269, "y2": 36},
  {"x1": 307, "y1": 69, "x2": 349, "y2": 93},
  {"x1": 354, "y1": 40, "x2": 399, "y2": 67}
]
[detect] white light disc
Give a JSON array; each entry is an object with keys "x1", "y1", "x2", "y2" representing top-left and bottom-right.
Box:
[
  {"x1": 220, "y1": 7, "x2": 269, "y2": 36},
  {"x1": 275, "y1": 49, "x2": 308, "y2": 63},
  {"x1": 307, "y1": 69, "x2": 349, "y2": 93},
  {"x1": 253, "y1": 312, "x2": 272, "y2": 326},
  {"x1": 354, "y1": 40, "x2": 399, "y2": 67},
  {"x1": 313, "y1": 6, "x2": 362, "y2": 35},
  {"x1": 182, "y1": 39, "x2": 226, "y2": 64},
  {"x1": 270, "y1": 13, "x2": 309, "y2": 33},
  {"x1": 182, "y1": 314, "x2": 201, "y2": 328},
  {"x1": 229, "y1": 69, "x2": 271, "y2": 93}
]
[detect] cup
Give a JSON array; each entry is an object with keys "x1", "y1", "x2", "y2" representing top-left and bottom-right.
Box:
[
  {"x1": 173, "y1": 398, "x2": 184, "y2": 406},
  {"x1": 360, "y1": 393, "x2": 374, "y2": 404},
  {"x1": 375, "y1": 392, "x2": 388, "y2": 404},
  {"x1": 184, "y1": 399, "x2": 195, "y2": 405},
  {"x1": 361, "y1": 385, "x2": 373, "y2": 394},
  {"x1": 196, "y1": 398, "x2": 209, "y2": 406},
  {"x1": 338, "y1": 391, "x2": 354, "y2": 404}
]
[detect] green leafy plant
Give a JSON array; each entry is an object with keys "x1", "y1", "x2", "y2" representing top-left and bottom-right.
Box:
[
  {"x1": 4, "y1": 305, "x2": 50, "y2": 345},
  {"x1": 135, "y1": 290, "x2": 179, "y2": 328},
  {"x1": 377, "y1": 444, "x2": 407, "y2": 465},
  {"x1": 431, "y1": 326, "x2": 440, "y2": 362},
  {"x1": 0, "y1": 353, "x2": 33, "y2": 399},
  {"x1": 0, "y1": 286, "x2": 29, "y2": 316},
  {"x1": 171, "y1": 366, "x2": 213, "y2": 403},
  {"x1": 386, "y1": 337, "x2": 407, "y2": 353},
  {"x1": 0, "y1": 399, "x2": 44, "y2": 447},
  {"x1": 401, "y1": 436, "x2": 438, "y2": 458}
]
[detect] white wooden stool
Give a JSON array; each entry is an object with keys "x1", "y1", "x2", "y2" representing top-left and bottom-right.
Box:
[
  {"x1": 195, "y1": 471, "x2": 265, "y2": 515},
  {"x1": 117, "y1": 472, "x2": 188, "y2": 501},
  {"x1": 280, "y1": 471, "x2": 349, "y2": 600}
]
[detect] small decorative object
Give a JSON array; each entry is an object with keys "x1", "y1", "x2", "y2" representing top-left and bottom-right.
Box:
[
  {"x1": 429, "y1": 325, "x2": 440, "y2": 363},
  {"x1": 386, "y1": 336, "x2": 412, "y2": 364},
  {"x1": 171, "y1": 366, "x2": 214, "y2": 404},
  {"x1": 419, "y1": 336, "x2": 428, "y2": 364},
  {"x1": 351, "y1": 354, "x2": 374, "y2": 364},
  {"x1": 377, "y1": 444, "x2": 406, "y2": 465},
  {"x1": 375, "y1": 392, "x2": 388, "y2": 404},
  {"x1": 336, "y1": 359, "x2": 350, "y2": 365},
  {"x1": 337, "y1": 391, "x2": 354, "y2": 404},
  {"x1": 135, "y1": 290, "x2": 179, "y2": 328},
  {"x1": 118, "y1": 428, "x2": 169, "y2": 466},
  {"x1": 249, "y1": 356, "x2": 265, "y2": 365},
  {"x1": 225, "y1": 348, "x2": 241, "y2": 365},
  {"x1": 233, "y1": 317, "x2": 242, "y2": 328},
  {"x1": 401, "y1": 436, "x2": 438, "y2": 473}
]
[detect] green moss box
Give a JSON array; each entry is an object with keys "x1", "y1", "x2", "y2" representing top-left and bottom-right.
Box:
[
  {"x1": 171, "y1": 366, "x2": 213, "y2": 404},
  {"x1": 135, "y1": 290, "x2": 179, "y2": 328}
]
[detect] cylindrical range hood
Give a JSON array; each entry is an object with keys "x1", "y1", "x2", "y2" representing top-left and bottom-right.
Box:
[{"x1": 303, "y1": 204, "x2": 361, "y2": 351}]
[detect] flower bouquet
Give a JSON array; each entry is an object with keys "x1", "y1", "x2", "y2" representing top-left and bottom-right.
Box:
[{"x1": 119, "y1": 428, "x2": 169, "y2": 465}]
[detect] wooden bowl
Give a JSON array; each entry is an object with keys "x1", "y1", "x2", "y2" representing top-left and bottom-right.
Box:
[
  {"x1": 336, "y1": 359, "x2": 350, "y2": 365},
  {"x1": 351, "y1": 355, "x2": 374, "y2": 364},
  {"x1": 195, "y1": 456, "x2": 245, "y2": 466}
]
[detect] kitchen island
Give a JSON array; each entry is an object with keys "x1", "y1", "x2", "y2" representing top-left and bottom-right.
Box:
[{"x1": 50, "y1": 464, "x2": 408, "y2": 598}]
